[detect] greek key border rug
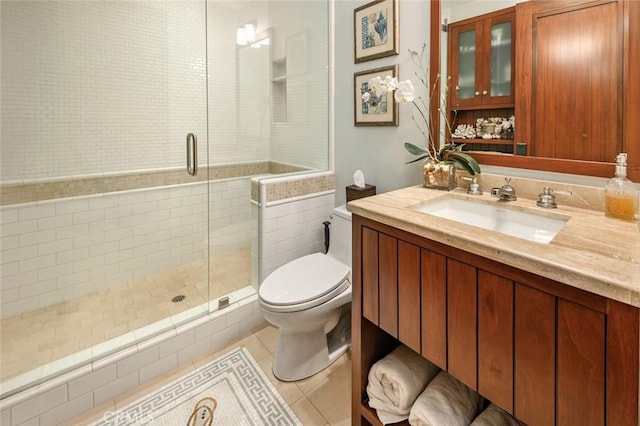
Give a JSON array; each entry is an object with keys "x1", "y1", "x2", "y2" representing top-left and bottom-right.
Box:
[{"x1": 91, "y1": 347, "x2": 302, "y2": 426}]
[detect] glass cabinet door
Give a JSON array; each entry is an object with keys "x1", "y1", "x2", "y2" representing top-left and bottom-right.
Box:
[
  {"x1": 489, "y1": 21, "x2": 512, "y2": 99},
  {"x1": 448, "y1": 10, "x2": 514, "y2": 108},
  {"x1": 449, "y1": 21, "x2": 482, "y2": 107},
  {"x1": 457, "y1": 29, "x2": 477, "y2": 101}
]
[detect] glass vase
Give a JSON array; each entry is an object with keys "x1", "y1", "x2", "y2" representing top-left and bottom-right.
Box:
[{"x1": 423, "y1": 161, "x2": 457, "y2": 191}]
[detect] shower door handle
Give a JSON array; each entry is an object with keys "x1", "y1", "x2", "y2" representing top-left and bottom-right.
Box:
[{"x1": 186, "y1": 133, "x2": 198, "y2": 176}]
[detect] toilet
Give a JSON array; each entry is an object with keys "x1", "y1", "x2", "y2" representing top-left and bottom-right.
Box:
[{"x1": 258, "y1": 205, "x2": 352, "y2": 382}]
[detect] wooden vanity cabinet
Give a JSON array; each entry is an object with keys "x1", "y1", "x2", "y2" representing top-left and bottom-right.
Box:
[{"x1": 352, "y1": 215, "x2": 639, "y2": 426}]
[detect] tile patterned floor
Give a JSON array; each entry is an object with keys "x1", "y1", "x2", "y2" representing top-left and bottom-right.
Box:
[
  {"x1": 66, "y1": 324, "x2": 352, "y2": 426},
  {"x1": 0, "y1": 247, "x2": 251, "y2": 381}
]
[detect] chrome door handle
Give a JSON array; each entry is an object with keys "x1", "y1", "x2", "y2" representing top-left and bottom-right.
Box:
[{"x1": 186, "y1": 133, "x2": 198, "y2": 176}]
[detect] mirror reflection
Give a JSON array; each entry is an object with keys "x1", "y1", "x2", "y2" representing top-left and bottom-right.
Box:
[{"x1": 439, "y1": 0, "x2": 634, "y2": 177}]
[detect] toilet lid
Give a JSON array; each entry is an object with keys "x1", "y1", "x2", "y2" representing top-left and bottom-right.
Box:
[{"x1": 259, "y1": 253, "x2": 350, "y2": 306}]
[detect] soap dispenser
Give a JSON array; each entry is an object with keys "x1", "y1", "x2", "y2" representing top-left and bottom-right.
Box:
[{"x1": 604, "y1": 153, "x2": 638, "y2": 221}]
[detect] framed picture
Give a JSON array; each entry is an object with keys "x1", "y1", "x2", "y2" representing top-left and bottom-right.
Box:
[
  {"x1": 354, "y1": 0, "x2": 399, "y2": 63},
  {"x1": 354, "y1": 65, "x2": 398, "y2": 126}
]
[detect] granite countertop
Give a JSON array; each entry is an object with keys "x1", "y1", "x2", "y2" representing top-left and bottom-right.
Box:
[{"x1": 348, "y1": 184, "x2": 640, "y2": 307}]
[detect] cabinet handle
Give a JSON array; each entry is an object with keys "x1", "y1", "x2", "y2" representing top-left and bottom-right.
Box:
[
  {"x1": 482, "y1": 90, "x2": 488, "y2": 95},
  {"x1": 186, "y1": 133, "x2": 198, "y2": 176}
]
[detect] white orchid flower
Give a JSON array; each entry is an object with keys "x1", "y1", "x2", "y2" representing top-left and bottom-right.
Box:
[
  {"x1": 380, "y1": 75, "x2": 398, "y2": 92},
  {"x1": 394, "y1": 80, "x2": 416, "y2": 102},
  {"x1": 368, "y1": 75, "x2": 398, "y2": 96}
]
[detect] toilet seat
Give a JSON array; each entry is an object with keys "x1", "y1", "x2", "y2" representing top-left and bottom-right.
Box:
[{"x1": 259, "y1": 253, "x2": 350, "y2": 313}]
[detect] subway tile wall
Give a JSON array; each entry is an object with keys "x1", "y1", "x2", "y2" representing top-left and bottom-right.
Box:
[
  {"x1": 0, "y1": 1, "x2": 328, "y2": 184},
  {"x1": 0, "y1": 179, "x2": 251, "y2": 319},
  {"x1": 258, "y1": 192, "x2": 336, "y2": 283},
  {"x1": 0, "y1": 173, "x2": 335, "y2": 425},
  {"x1": 0, "y1": 1, "x2": 209, "y2": 182}
]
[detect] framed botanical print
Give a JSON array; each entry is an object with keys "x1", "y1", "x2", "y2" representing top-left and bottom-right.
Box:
[
  {"x1": 354, "y1": 0, "x2": 399, "y2": 63},
  {"x1": 354, "y1": 65, "x2": 398, "y2": 126}
]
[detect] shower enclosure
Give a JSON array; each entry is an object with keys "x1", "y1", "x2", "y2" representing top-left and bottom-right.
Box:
[{"x1": 0, "y1": 0, "x2": 329, "y2": 398}]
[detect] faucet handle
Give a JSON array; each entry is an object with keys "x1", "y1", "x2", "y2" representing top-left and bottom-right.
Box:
[
  {"x1": 536, "y1": 186, "x2": 573, "y2": 208},
  {"x1": 461, "y1": 176, "x2": 483, "y2": 195},
  {"x1": 498, "y1": 177, "x2": 517, "y2": 201}
]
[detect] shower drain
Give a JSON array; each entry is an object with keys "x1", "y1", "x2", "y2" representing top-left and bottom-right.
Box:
[{"x1": 171, "y1": 295, "x2": 186, "y2": 303}]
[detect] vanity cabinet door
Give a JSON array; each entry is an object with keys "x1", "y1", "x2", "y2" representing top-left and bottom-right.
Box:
[
  {"x1": 378, "y1": 233, "x2": 398, "y2": 338},
  {"x1": 361, "y1": 228, "x2": 399, "y2": 338},
  {"x1": 447, "y1": 258, "x2": 477, "y2": 390},
  {"x1": 478, "y1": 271, "x2": 513, "y2": 412},
  {"x1": 421, "y1": 249, "x2": 447, "y2": 369},
  {"x1": 557, "y1": 299, "x2": 605, "y2": 426},
  {"x1": 398, "y1": 241, "x2": 421, "y2": 353},
  {"x1": 514, "y1": 284, "x2": 556, "y2": 426},
  {"x1": 361, "y1": 227, "x2": 379, "y2": 325}
]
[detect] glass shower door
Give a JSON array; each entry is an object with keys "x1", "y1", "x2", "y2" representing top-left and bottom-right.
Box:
[{"x1": 0, "y1": 0, "x2": 209, "y2": 393}]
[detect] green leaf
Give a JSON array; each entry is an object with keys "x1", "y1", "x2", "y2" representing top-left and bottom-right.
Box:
[
  {"x1": 404, "y1": 142, "x2": 428, "y2": 156},
  {"x1": 404, "y1": 154, "x2": 430, "y2": 164},
  {"x1": 445, "y1": 151, "x2": 481, "y2": 175}
]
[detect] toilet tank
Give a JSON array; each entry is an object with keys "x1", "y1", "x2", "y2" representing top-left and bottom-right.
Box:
[{"x1": 327, "y1": 205, "x2": 352, "y2": 268}]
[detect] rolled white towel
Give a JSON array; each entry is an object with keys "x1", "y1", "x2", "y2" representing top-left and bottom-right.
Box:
[
  {"x1": 408, "y1": 371, "x2": 483, "y2": 426},
  {"x1": 366, "y1": 345, "x2": 440, "y2": 425},
  {"x1": 471, "y1": 403, "x2": 521, "y2": 426}
]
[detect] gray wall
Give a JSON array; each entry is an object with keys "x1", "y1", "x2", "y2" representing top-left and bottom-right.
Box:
[
  {"x1": 333, "y1": 0, "x2": 623, "y2": 206},
  {"x1": 334, "y1": 0, "x2": 431, "y2": 206}
]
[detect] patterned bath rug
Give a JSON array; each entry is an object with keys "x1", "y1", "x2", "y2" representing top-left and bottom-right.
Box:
[{"x1": 91, "y1": 347, "x2": 301, "y2": 426}]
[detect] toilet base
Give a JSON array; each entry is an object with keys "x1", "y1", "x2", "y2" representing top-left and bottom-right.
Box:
[{"x1": 272, "y1": 306, "x2": 351, "y2": 382}]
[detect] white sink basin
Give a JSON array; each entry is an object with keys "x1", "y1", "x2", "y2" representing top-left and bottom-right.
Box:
[{"x1": 413, "y1": 196, "x2": 569, "y2": 244}]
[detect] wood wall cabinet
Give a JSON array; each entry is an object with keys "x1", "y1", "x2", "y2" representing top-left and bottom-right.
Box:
[
  {"x1": 447, "y1": 7, "x2": 515, "y2": 152},
  {"x1": 351, "y1": 215, "x2": 639, "y2": 426},
  {"x1": 517, "y1": 0, "x2": 622, "y2": 163}
]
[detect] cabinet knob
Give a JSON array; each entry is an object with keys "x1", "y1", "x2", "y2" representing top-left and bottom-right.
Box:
[
  {"x1": 482, "y1": 90, "x2": 488, "y2": 95},
  {"x1": 475, "y1": 91, "x2": 480, "y2": 96}
]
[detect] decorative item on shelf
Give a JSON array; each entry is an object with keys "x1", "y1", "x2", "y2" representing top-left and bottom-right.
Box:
[
  {"x1": 451, "y1": 123, "x2": 476, "y2": 139},
  {"x1": 361, "y1": 44, "x2": 480, "y2": 190},
  {"x1": 471, "y1": 116, "x2": 515, "y2": 140}
]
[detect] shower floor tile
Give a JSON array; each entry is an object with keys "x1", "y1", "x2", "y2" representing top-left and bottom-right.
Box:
[{"x1": 0, "y1": 247, "x2": 251, "y2": 382}]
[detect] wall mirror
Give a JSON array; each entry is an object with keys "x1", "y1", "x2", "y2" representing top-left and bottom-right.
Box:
[{"x1": 430, "y1": 0, "x2": 639, "y2": 181}]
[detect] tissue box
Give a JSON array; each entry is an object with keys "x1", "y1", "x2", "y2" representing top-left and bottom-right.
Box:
[{"x1": 346, "y1": 184, "x2": 376, "y2": 202}]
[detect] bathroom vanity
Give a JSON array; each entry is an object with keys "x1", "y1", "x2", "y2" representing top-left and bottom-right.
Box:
[{"x1": 348, "y1": 184, "x2": 639, "y2": 426}]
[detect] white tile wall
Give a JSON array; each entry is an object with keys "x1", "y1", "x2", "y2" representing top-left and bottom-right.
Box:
[
  {"x1": 269, "y1": 1, "x2": 330, "y2": 171},
  {"x1": 0, "y1": 1, "x2": 208, "y2": 182},
  {"x1": 0, "y1": 296, "x2": 265, "y2": 426},
  {"x1": 0, "y1": 179, "x2": 252, "y2": 319},
  {"x1": 257, "y1": 188, "x2": 336, "y2": 282},
  {"x1": 0, "y1": 174, "x2": 335, "y2": 424},
  {"x1": 0, "y1": 1, "x2": 330, "y2": 184}
]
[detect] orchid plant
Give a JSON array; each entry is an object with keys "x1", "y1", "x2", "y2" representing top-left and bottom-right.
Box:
[{"x1": 361, "y1": 45, "x2": 481, "y2": 176}]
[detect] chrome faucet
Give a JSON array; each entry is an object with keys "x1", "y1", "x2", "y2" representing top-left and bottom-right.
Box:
[
  {"x1": 536, "y1": 186, "x2": 573, "y2": 208},
  {"x1": 461, "y1": 176, "x2": 483, "y2": 195},
  {"x1": 492, "y1": 177, "x2": 517, "y2": 201}
]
